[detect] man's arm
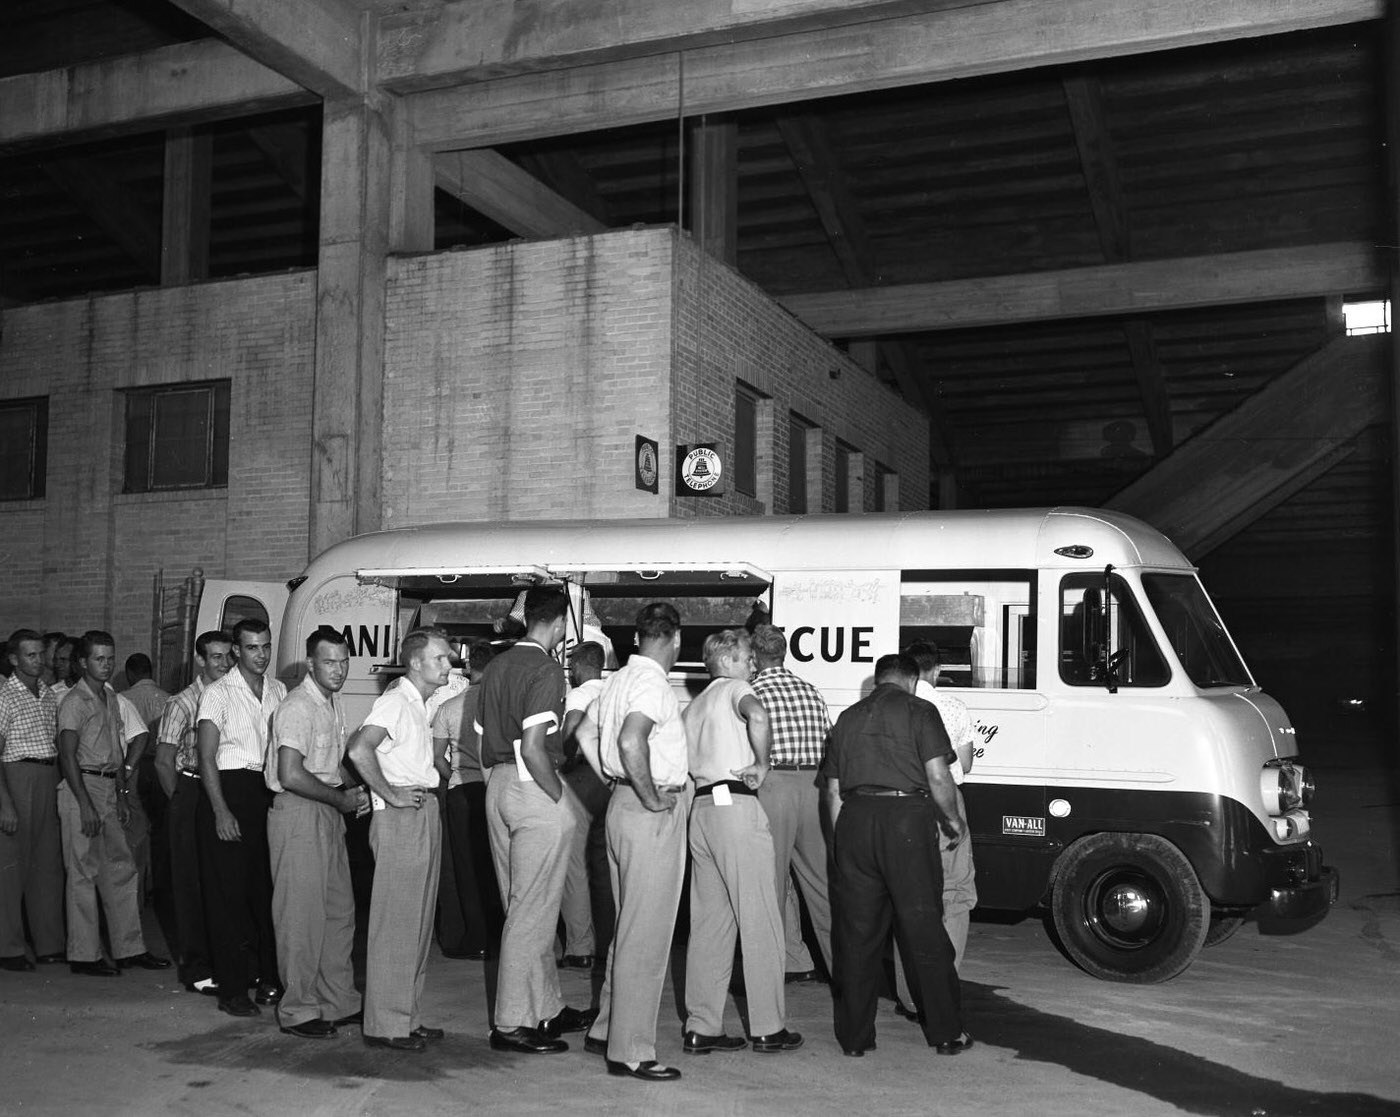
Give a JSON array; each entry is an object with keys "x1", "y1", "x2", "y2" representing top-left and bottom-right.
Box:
[
  {"x1": 923, "y1": 755, "x2": 965, "y2": 849},
  {"x1": 561, "y1": 708, "x2": 586, "y2": 761},
  {"x1": 277, "y1": 747, "x2": 363, "y2": 812},
  {"x1": 196, "y1": 719, "x2": 240, "y2": 841},
  {"x1": 345, "y1": 725, "x2": 418, "y2": 810},
  {"x1": 729, "y1": 694, "x2": 772, "y2": 789},
  {"x1": 825, "y1": 776, "x2": 843, "y2": 830},
  {"x1": 153, "y1": 741, "x2": 178, "y2": 800},
  {"x1": 58, "y1": 728, "x2": 102, "y2": 837},
  {"x1": 0, "y1": 732, "x2": 17, "y2": 834},
  {"x1": 431, "y1": 735, "x2": 453, "y2": 787},
  {"x1": 617, "y1": 712, "x2": 673, "y2": 812},
  {"x1": 116, "y1": 729, "x2": 147, "y2": 824},
  {"x1": 518, "y1": 722, "x2": 563, "y2": 802}
]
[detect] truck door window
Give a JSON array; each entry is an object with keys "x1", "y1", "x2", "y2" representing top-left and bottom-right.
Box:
[
  {"x1": 1141, "y1": 574, "x2": 1251, "y2": 688},
  {"x1": 900, "y1": 572, "x2": 1036, "y2": 689},
  {"x1": 1059, "y1": 573, "x2": 1170, "y2": 688}
]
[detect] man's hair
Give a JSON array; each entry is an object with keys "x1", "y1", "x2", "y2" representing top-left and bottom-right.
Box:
[
  {"x1": 306, "y1": 625, "x2": 349, "y2": 658},
  {"x1": 7, "y1": 628, "x2": 42, "y2": 651},
  {"x1": 570, "y1": 640, "x2": 605, "y2": 674},
  {"x1": 873, "y1": 652, "x2": 918, "y2": 686},
  {"x1": 750, "y1": 623, "x2": 788, "y2": 665},
  {"x1": 79, "y1": 630, "x2": 116, "y2": 660},
  {"x1": 125, "y1": 653, "x2": 153, "y2": 680},
  {"x1": 467, "y1": 640, "x2": 495, "y2": 674},
  {"x1": 523, "y1": 588, "x2": 569, "y2": 628},
  {"x1": 400, "y1": 628, "x2": 441, "y2": 668},
  {"x1": 635, "y1": 602, "x2": 681, "y2": 643},
  {"x1": 42, "y1": 631, "x2": 65, "y2": 650},
  {"x1": 231, "y1": 617, "x2": 271, "y2": 644},
  {"x1": 55, "y1": 636, "x2": 78, "y2": 656},
  {"x1": 902, "y1": 639, "x2": 940, "y2": 676},
  {"x1": 702, "y1": 629, "x2": 749, "y2": 675},
  {"x1": 195, "y1": 630, "x2": 233, "y2": 659}
]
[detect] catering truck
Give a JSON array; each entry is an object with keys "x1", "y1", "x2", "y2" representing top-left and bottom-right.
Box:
[{"x1": 172, "y1": 507, "x2": 1337, "y2": 983}]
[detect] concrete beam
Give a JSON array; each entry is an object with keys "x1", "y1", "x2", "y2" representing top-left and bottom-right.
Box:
[
  {"x1": 1106, "y1": 334, "x2": 1387, "y2": 557},
  {"x1": 433, "y1": 150, "x2": 608, "y2": 238},
  {"x1": 166, "y1": 0, "x2": 366, "y2": 100},
  {"x1": 688, "y1": 117, "x2": 738, "y2": 266},
  {"x1": 779, "y1": 243, "x2": 1385, "y2": 336},
  {"x1": 161, "y1": 128, "x2": 213, "y2": 285},
  {"x1": 378, "y1": 0, "x2": 974, "y2": 93},
  {"x1": 0, "y1": 40, "x2": 313, "y2": 152},
  {"x1": 410, "y1": 0, "x2": 1382, "y2": 149}
]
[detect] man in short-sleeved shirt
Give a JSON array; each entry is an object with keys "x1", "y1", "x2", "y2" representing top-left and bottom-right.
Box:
[
  {"x1": 822, "y1": 653, "x2": 969, "y2": 1058},
  {"x1": 0, "y1": 630, "x2": 65, "y2": 969},
  {"x1": 582, "y1": 603, "x2": 692, "y2": 1081},
  {"x1": 477, "y1": 589, "x2": 593, "y2": 1054},
  {"x1": 681, "y1": 629, "x2": 797, "y2": 1055},
  {"x1": 348, "y1": 628, "x2": 452, "y2": 1052},
  {"x1": 267, "y1": 627, "x2": 366, "y2": 1039}
]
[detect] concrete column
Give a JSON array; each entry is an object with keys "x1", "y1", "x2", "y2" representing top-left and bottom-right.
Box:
[
  {"x1": 1388, "y1": 8, "x2": 1400, "y2": 748},
  {"x1": 687, "y1": 116, "x2": 737, "y2": 266},
  {"x1": 161, "y1": 127, "x2": 211, "y2": 286},
  {"x1": 311, "y1": 96, "x2": 393, "y2": 557}
]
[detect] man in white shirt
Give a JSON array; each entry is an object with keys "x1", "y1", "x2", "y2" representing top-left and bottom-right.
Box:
[
  {"x1": 347, "y1": 628, "x2": 452, "y2": 1053},
  {"x1": 557, "y1": 640, "x2": 610, "y2": 970}
]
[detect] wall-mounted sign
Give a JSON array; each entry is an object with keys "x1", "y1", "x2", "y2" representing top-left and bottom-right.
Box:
[
  {"x1": 635, "y1": 436, "x2": 659, "y2": 493},
  {"x1": 675, "y1": 443, "x2": 722, "y2": 497}
]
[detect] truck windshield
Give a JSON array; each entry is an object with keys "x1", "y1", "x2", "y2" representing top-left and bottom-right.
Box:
[{"x1": 1141, "y1": 573, "x2": 1251, "y2": 688}]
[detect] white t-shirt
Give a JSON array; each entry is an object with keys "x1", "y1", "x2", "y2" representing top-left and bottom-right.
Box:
[{"x1": 915, "y1": 678, "x2": 970, "y2": 785}]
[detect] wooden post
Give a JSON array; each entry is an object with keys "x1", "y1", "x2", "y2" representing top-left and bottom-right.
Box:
[
  {"x1": 1388, "y1": 7, "x2": 1400, "y2": 752},
  {"x1": 161, "y1": 127, "x2": 211, "y2": 285}
]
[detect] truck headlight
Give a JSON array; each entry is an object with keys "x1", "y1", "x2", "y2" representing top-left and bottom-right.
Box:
[{"x1": 1261, "y1": 760, "x2": 1313, "y2": 815}]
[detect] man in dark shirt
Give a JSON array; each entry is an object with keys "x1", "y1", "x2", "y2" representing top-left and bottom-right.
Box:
[
  {"x1": 478, "y1": 588, "x2": 595, "y2": 1054},
  {"x1": 822, "y1": 652, "x2": 971, "y2": 1058}
]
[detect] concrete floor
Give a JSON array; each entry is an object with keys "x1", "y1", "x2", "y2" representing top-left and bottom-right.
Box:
[{"x1": 4, "y1": 766, "x2": 1399, "y2": 1117}]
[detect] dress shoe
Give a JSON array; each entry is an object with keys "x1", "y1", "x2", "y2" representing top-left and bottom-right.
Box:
[
  {"x1": 934, "y1": 1031, "x2": 974, "y2": 1055},
  {"x1": 254, "y1": 981, "x2": 285, "y2": 1006},
  {"x1": 489, "y1": 1027, "x2": 568, "y2": 1055},
  {"x1": 334, "y1": 1010, "x2": 364, "y2": 1027},
  {"x1": 117, "y1": 952, "x2": 172, "y2": 970},
  {"x1": 784, "y1": 969, "x2": 822, "y2": 984},
  {"x1": 34, "y1": 953, "x2": 66, "y2": 965},
  {"x1": 410, "y1": 1025, "x2": 445, "y2": 1042},
  {"x1": 280, "y1": 1019, "x2": 337, "y2": 1039},
  {"x1": 751, "y1": 1029, "x2": 804, "y2": 1053},
  {"x1": 606, "y1": 1059, "x2": 681, "y2": 1081},
  {"x1": 70, "y1": 960, "x2": 121, "y2": 977},
  {"x1": 538, "y1": 1005, "x2": 597, "y2": 1038},
  {"x1": 843, "y1": 1044, "x2": 876, "y2": 1057},
  {"x1": 217, "y1": 995, "x2": 261, "y2": 1017},
  {"x1": 364, "y1": 1033, "x2": 427, "y2": 1053},
  {"x1": 1, "y1": 955, "x2": 35, "y2": 972},
  {"x1": 184, "y1": 978, "x2": 219, "y2": 996},
  {"x1": 682, "y1": 1030, "x2": 748, "y2": 1054},
  {"x1": 894, "y1": 1001, "x2": 925, "y2": 1024},
  {"x1": 583, "y1": 1035, "x2": 608, "y2": 1056},
  {"x1": 558, "y1": 954, "x2": 595, "y2": 969}
]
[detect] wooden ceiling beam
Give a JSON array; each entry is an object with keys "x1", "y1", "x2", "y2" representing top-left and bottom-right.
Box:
[
  {"x1": 409, "y1": 0, "x2": 1382, "y2": 149},
  {"x1": 779, "y1": 242, "x2": 1384, "y2": 336},
  {"x1": 432, "y1": 150, "x2": 608, "y2": 238},
  {"x1": 41, "y1": 156, "x2": 162, "y2": 280},
  {"x1": 378, "y1": 0, "x2": 976, "y2": 94},
  {"x1": 165, "y1": 0, "x2": 366, "y2": 101},
  {"x1": 515, "y1": 151, "x2": 612, "y2": 226},
  {"x1": 1105, "y1": 334, "x2": 1387, "y2": 557},
  {"x1": 1122, "y1": 319, "x2": 1173, "y2": 457},
  {"x1": 0, "y1": 40, "x2": 312, "y2": 152},
  {"x1": 247, "y1": 121, "x2": 313, "y2": 201}
]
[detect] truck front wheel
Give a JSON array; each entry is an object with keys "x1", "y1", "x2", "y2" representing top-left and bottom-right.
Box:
[{"x1": 1051, "y1": 832, "x2": 1209, "y2": 983}]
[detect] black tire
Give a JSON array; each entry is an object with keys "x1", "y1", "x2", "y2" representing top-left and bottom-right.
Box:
[
  {"x1": 1204, "y1": 913, "x2": 1245, "y2": 947},
  {"x1": 1050, "y1": 832, "x2": 1209, "y2": 983}
]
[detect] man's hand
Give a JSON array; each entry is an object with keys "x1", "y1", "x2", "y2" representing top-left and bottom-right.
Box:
[
  {"x1": 340, "y1": 786, "x2": 370, "y2": 815},
  {"x1": 941, "y1": 815, "x2": 966, "y2": 850},
  {"x1": 115, "y1": 790, "x2": 131, "y2": 826},
  {"x1": 730, "y1": 762, "x2": 768, "y2": 790},
  {"x1": 383, "y1": 785, "x2": 427, "y2": 810},
  {"x1": 641, "y1": 788, "x2": 676, "y2": 813},
  {"x1": 79, "y1": 800, "x2": 102, "y2": 837},
  {"x1": 0, "y1": 802, "x2": 19, "y2": 834},
  {"x1": 214, "y1": 807, "x2": 241, "y2": 841}
]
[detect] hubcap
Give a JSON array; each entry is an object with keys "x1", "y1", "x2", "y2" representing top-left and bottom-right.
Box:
[{"x1": 1084, "y1": 869, "x2": 1167, "y2": 949}]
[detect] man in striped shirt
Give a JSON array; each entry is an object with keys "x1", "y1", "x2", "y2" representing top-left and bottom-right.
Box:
[
  {"x1": 0, "y1": 629, "x2": 65, "y2": 971},
  {"x1": 750, "y1": 624, "x2": 835, "y2": 981},
  {"x1": 196, "y1": 617, "x2": 287, "y2": 1017},
  {"x1": 155, "y1": 630, "x2": 233, "y2": 994}
]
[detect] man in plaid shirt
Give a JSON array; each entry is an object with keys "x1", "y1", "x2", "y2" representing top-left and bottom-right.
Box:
[{"x1": 750, "y1": 624, "x2": 834, "y2": 979}]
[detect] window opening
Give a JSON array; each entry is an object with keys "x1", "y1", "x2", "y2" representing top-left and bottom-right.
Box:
[{"x1": 900, "y1": 571, "x2": 1036, "y2": 689}]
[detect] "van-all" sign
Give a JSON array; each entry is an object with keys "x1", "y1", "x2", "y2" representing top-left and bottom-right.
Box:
[{"x1": 1002, "y1": 815, "x2": 1046, "y2": 837}]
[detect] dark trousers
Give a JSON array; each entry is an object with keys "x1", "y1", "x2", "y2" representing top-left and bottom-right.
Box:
[
  {"x1": 168, "y1": 774, "x2": 211, "y2": 985},
  {"x1": 196, "y1": 770, "x2": 277, "y2": 997},
  {"x1": 443, "y1": 782, "x2": 504, "y2": 954},
  {"x1": 831, "y1": 797, "x2": 962, "y2": 1050}
]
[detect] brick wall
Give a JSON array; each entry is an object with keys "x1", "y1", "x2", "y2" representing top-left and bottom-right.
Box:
[
  {"x1": 0, "y1": 272, "x2": 315, "y2": 656},
  {"x1": 670, "y1": 231, "x2": 928, "y2": 517},
  {"x1": 382, "y1": 231, "x2": 674, "y2": 525}
]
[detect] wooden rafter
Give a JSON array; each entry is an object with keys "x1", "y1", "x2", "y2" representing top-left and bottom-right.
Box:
[
  {"x1": 433, "y1": 150, "x2": 608, "y2": 238},
  {"x1": 41, "y1": 156, "x2": 161, "y2": 280}
]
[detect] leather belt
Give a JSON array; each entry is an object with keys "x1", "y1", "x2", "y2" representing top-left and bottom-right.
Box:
[
  {"x1": 769, "y1": 762, "x2": 819, "y2": 771},
  {"x1": 79, "y1": 767, "x2": 120, "y2": 779},
  {"x1": 844, "y1": 786, "x2": 929, "y2": 800},
  {"x1": 15, "y1": 757, "x2": 57, "y2": 766},
  {"x1": 609, "y1": 777, "x2": 687, "y2": 794},
  {"x1": 695, "y1": 779, "x2": 757, "y2": 799}
]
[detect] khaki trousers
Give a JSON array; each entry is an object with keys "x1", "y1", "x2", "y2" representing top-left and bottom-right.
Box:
[
  {"x1": 758, "y1": 769, "x2": 834, "y2": 973},
  {"x1": 57, "y1": 775, "x2": 145, "y2": 962},
  {"x1": 0, "y1": 761, "x2": 65, "y2": 958}
]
